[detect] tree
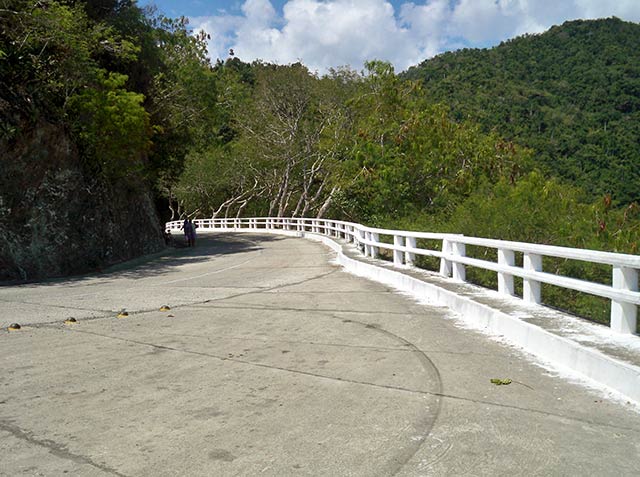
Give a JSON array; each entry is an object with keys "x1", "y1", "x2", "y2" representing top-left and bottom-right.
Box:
[
  {"x1": 173, "y1": 145, "x2": 262, "y2": 219},
  {"x1": 68, "y1": 70, "x2": 151, "y2": 179},
  {"x1": 339, "y1": 61, "x2": 530, "y2": 222},
  {"x1": 231, "y1": 63, "x2": 349, "y2": 218}
]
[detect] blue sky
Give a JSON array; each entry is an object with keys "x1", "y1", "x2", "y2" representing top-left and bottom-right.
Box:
[
  {"x1": 142, "y1": 0, "x2": 287, "y2": 17},
  {"x1": 138, "y1": 0, "x2": 640, "y2": 73}
]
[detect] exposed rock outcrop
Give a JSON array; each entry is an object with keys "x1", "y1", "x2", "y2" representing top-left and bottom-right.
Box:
[{"x1": 0, "y1": 121, "x2": 164, "y2": 281}]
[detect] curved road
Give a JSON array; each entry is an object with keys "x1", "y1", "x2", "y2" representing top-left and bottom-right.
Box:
[{"x1": 1, "y1": 234, "x2": 639, "y2": 476}]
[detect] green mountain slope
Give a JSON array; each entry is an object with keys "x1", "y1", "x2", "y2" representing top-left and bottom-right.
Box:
[{"x1": 403, "y1": 18, "x2": 640, "y2": 205}]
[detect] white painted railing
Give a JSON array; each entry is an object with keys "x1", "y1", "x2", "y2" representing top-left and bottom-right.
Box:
[{"x1": 166, "y1": 217, "x2": 640, "y2": 335}]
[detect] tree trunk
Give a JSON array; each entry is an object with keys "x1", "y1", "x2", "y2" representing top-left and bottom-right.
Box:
[
  {"x1": 277, "y1": 165, "x2": 292, "y2": 217},
  {"x1": 316, "y1": 186, "x2": 339, "y2": 218}
]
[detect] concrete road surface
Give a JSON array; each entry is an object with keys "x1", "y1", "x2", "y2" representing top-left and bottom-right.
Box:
[{"x1": 1, "y1": 233, "x2": 639, "y2": 476}]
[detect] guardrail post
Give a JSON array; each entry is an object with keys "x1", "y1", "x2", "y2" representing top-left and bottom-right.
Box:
[
  {"x1": 355, "y1": 228, "x2": 365, "y2": 252},
  {"x1": 523, "y1": 253, "x2": 542, "y2": 304},
  {"x1": 371, "y1": 232, "x2": 379, "y2": 259},
  {"x1": 452, "y1": 241, "x2": 466, "y2": 281},
  {"x1": 498, "y1": 248, "x2": 515, "y2": 296},
  {"x1": 393, "y1": 235, "x2": 404, "y2": 266},
  {"x1": 405, "y1": 236, "x2": 416, "y2": 266},
  {"x1": 365, "y1": 231, "x2": 372, "y2": 256},
  {"x1": 439, "y1": 239, "x2": 452, "y2": 277},
  {"x1": 611, "y1": 266, "x2": 638, "y2": 334}
]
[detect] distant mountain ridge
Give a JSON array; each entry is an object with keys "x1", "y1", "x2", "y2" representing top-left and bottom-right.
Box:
[{"x1": 402, "y1": 17, "x2": 640, "y2": 205}]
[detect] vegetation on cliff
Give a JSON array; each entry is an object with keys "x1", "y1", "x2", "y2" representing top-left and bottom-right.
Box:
[{"x1": 0, "y1": 0, "x2": 218, "y2": 279}]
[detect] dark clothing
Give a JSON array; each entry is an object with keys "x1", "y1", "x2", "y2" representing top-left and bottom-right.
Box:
[{"x1": 183, "y1": 219, "x2": 196, "y2": 246}]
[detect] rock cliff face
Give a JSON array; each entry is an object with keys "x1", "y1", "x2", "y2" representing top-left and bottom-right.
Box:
[{"x1": 0, "y1": 121, "x2": 164, "y2": 281}]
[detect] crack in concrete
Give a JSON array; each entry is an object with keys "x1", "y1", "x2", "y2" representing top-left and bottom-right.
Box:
[
  {"x1": 0, "y1": 298, "x2": 113, "y2": 315},
  {"x1": 190, "y1": 302, "x2": 426, "y2": 317},
  {"x1": 152, "y1": 330, "x2": 497, "y2": 357},
  {"x1": 69, "y1": 328, "x2": 436, "y2": 401},
  {"x1": 0, "y1": 421, "x2": 129, "y2": 476},
  {"x1": 13, "y1": 268, "x2": 340, "y2": 329}
]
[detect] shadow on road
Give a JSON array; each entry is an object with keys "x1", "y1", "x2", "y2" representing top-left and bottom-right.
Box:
[{"x1": 1, "y1": 233, "x2": 287, "y2": 287}]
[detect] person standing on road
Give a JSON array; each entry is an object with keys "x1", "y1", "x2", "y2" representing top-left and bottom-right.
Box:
[
  {"x1": 189, "y1": 219, "x2": 197, "y2": 247},
  {"x1": 182, "y1": 218, "x2": 193, "y2": 247}
]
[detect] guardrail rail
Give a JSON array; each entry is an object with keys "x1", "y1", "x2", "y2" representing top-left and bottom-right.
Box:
[{"x1": 166, "y1": 217, "x2": 640, "y2": 335}]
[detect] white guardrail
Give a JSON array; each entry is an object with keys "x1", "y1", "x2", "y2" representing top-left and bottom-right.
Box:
[{"x1": 166, "y1": 217, "x2": 640, "y2": 335}]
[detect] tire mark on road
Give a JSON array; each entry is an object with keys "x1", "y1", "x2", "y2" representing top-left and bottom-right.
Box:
[{"x1": 328, "y1": 317, "x2": 443, "y2": 476}]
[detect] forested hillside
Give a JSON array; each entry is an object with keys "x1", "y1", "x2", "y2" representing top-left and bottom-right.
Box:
[{"x1": 403, "y1": 18, "x2": 640, "y2": 206}]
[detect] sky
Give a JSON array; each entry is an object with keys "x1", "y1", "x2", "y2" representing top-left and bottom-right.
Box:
[{"x1": 138, "y1": 0, "x2": 640, "y2": 73}]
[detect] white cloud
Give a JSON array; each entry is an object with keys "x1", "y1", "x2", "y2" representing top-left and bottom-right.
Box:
[
  {"x1": 399, "y1": 0, "x2": 450, "y2": 59},
  {"x1": 190, "y1": 0, "x2": 640, "y2": 73},
  {"x1": 575, "y1": 0, "x2": 640, "y2": 22}
]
